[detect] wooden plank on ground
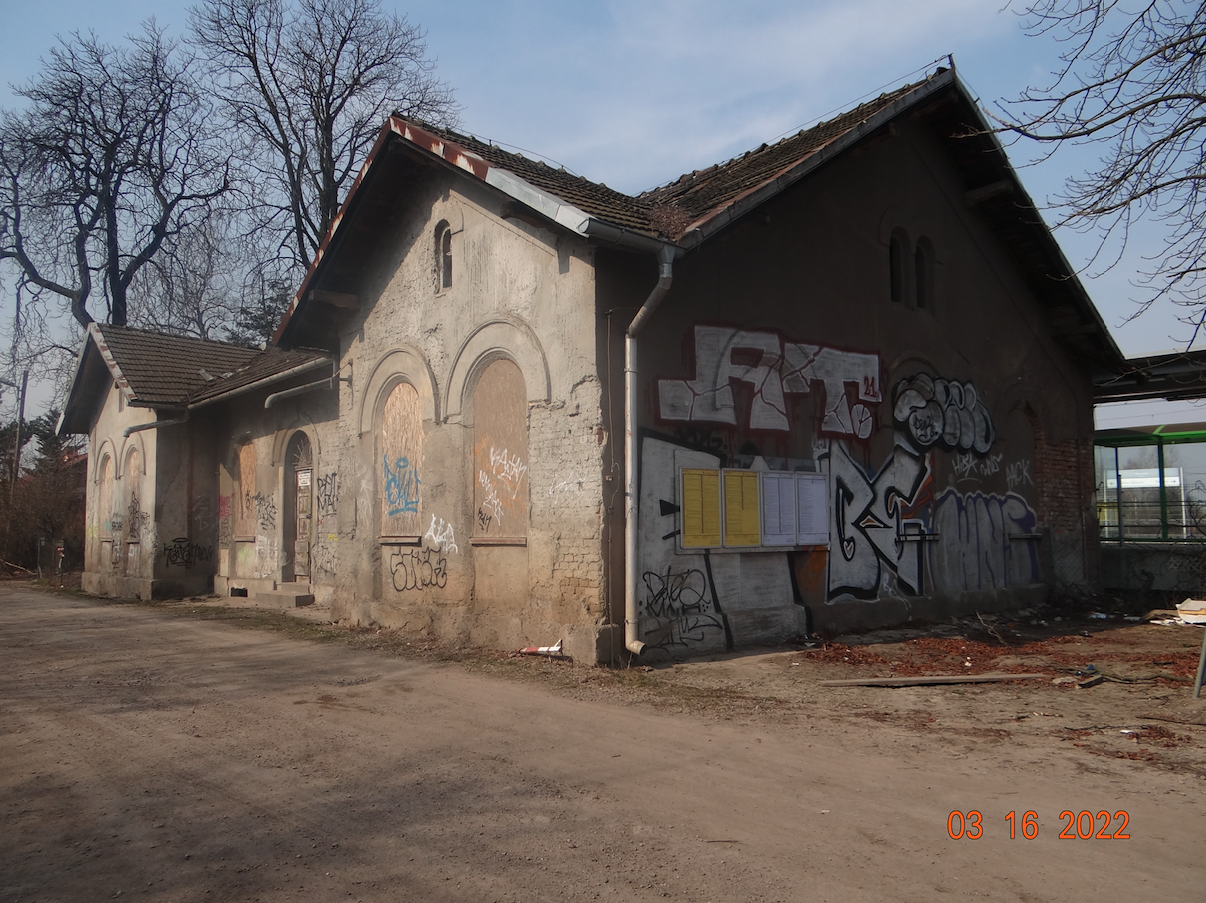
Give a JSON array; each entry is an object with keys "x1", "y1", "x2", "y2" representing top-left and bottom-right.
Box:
[{"x1": 820, "y1": 673, "x2": 1048, "y2": 688}]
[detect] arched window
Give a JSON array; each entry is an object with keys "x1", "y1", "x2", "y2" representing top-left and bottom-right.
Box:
[
  {"x1": 915, "y1": 236, "x2": 935, "y2": 311},
  {"x1": 286, "y1": 432, "x2": 314, "y2": 581},
  {"x1": 472, "y1": 358, "x2": 528, "y2": 540},
  {"x1": 98, "y1": 455, "x2": 114, "y2": 537},
  {"x1": 124, "y1": 447, "x2": 144, "y2": 541},
  {"x1": 380, "y1": 382, "x2": 423, "y2": 538},
  {"x1": 435, "y1": 222, "x2": 452, "y2": 291},
  {"x1": 236, "y1": 442, "x2": 257, "y2": 538},
  {"x1": 889, "y1": 229, "x2": 909, "y2": 305}
]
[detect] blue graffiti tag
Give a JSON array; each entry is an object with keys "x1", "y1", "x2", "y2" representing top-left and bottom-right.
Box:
[{"x1": 383, "y1": 455, "x2": 421, "y2": 516}]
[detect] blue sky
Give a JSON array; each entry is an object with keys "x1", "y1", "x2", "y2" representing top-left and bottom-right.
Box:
[{"x1": 0, "y1": 0, "x2": 1196, "y2": 418}]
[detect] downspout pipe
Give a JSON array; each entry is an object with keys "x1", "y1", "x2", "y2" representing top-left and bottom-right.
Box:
[{"x1": 624, "y1": 243, "x2": 676, "y2": 656}]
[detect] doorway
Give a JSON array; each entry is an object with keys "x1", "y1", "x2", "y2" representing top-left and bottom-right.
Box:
[{"x1": 285, "y1": 432, "x2": 313, "y2": 583}]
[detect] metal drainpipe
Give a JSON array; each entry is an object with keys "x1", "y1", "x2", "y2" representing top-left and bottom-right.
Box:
[{"x1": 624, "y1": 244, "x2": 676, "y2": 656}]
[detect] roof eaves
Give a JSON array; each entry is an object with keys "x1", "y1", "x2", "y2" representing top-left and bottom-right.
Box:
[
  {"x1": 679, "y1": 70, "x2": 957, "y2": 249},
  {"x1": 187, "y1": 354, "x2": 333, "y2": 409},
  {"x1": 88, "y1": 323, "x2": 137, "y2": 404}
]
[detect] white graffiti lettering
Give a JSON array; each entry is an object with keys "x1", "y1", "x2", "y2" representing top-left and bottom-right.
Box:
[
  {"x1": 827, "y1": 442, "x2": 931, "y2": 598},
  {"x1": 929, "y1": 490, "x2": 1040, "y2": 592},
  {"x1": 1006, "y1": 459, "x2": 1034, "y2": 491},
  {"x1": 423, "y1": 514, "x2": 459, "y2": 554},
  {"x1": 953, "y1": 451, "x2": 1003, "y2": 481},
  {"x1": 893, "y1": 373, "x2": 995, "y2": 455},
  {"x1": 658, "y1": 325, "x2": 880, "y2": 437},
  {"x1": 489, "y1": 447, "x2": 528, "y2": 498}
]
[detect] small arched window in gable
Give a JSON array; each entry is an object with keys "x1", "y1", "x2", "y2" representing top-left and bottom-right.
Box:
[
  {"x1": 435, "y1": 222, "x2": 452, "y2": 291},
  {"x1": 889, "y1": 229, "x2": 909, "y2": 305},
  {"x1": 915, "y1": 236, "x2": 935, "y2": 311}
]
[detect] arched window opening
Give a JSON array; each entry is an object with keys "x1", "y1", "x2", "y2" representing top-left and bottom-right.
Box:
[
  {"x1": 98, "y1": 455, "x2": 114, "y2": 538},
  {"x1": 889, "y1": 230, "x2": 909, "y2": 305},
  {"x1": 915, "y1": 237, "x2": 935, "y2": 311},
  {"x1": 236, "y1": 442, "x2": 257, "y2": 538},
  {"x1": 286, "y1": 432, "x2": 313, "y2": 582},
  {"x1": 472, "y1": 358, "x2": 528, "y2": 540},
  {"x1": 380, "y1": 382, "x2": 423, "y2": 538},
  {"x1": 435, "y1": 222, "x2": 452, "y2": 291}
]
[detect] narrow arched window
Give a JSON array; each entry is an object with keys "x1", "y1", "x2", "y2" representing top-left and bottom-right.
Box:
[
  {"x1": 236, "y1": 442, "x2": 257, "y2": 538},
  {"x1": 473, "y1": 359, "x2": 528, "y2": 540},
  {"x1": 889, "y1": 230, "x2": 908, "y2": 305},
  {"x1": 915, "y1": 237, "x2": 934, "y2": 311},
  {"x1": 435, "y1": 223, "x2": 452, "y2": 291},
  {"x1": 380, "y1": 382, "x2": 423, "y2": 538}
]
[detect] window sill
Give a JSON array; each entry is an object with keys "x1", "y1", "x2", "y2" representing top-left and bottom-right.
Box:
[{"x1": 470, "y1": 537, "x2": 527, "y2": 547}]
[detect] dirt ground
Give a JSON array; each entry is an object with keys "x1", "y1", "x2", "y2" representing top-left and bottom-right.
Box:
[{"x1": 2, "y1": 580, "x2": 1204, "y2": 903}]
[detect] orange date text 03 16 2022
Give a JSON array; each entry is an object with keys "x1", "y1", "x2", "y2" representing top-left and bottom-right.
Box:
[{"x1": 946, "y1": 810, "x2": 1130, "y2": 840}]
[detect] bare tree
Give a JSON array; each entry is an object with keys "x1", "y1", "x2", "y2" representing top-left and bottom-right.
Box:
[
  {"x1": 0, "y1": 23, "x2": 232, "y2": 328},
  {"x1": 191, "y1": 0, "x2": 458, "y2": 270},
  {"x1": 997, "y1": 2, "x2": 1206, "y2": 332}
]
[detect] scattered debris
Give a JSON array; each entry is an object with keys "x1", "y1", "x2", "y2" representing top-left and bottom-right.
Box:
[
  {"x1": 1077, "y1": 673, "x2": 1104, "y2": 689},
  {"x1": 515, "y1": 640, "x2": 565, "y2": 658}
]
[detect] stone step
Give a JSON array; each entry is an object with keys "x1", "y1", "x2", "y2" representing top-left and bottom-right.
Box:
[{"x1": 252, "y1": 588, "x2": 314, "y2": 608}]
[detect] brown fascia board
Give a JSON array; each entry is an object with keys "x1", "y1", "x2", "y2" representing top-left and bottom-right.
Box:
[{"x1": 57, "y1": 324, "x2": 142, "y2": 436}]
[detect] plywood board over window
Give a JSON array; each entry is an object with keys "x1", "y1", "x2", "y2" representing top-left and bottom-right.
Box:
[
  {"x1": 380, "y1": 382, "x2": 423, "y2": 538},
  {"x1": 473, "y1": 359, "x2": 528, "y2": 542},
  {"x1": 235, "y1": 442, "x2": 256, "y2": 538}
]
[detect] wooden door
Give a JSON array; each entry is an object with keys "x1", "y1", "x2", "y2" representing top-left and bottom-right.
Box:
[{"x1": 294, "y1": 468, "x2": 312, "y2": 581}]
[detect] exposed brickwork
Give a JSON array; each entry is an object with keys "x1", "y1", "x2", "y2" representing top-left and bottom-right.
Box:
[{"x1": 1032, "y1": 415, "x2": 1099, "y2": 588}]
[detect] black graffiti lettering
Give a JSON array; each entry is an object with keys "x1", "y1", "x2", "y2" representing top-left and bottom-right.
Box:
[
  {"x1": 247, "y1": 491, "x2": 277, "y2": 530},
  {"x1": 316, "y1": 472, "x2": 339, "y2": 518},
  {"x1": 389, "y1": 544, "x2": 448, "y2": 592},
  {"x1": 127, "y1": 495, "x2": 151, "y2": 538},
  {"x1": 640, "y1": 567, "x2": 708, "y2": 619},
  {"x1": 162, "y1": 537, "x2": 214, "y2": 568}
]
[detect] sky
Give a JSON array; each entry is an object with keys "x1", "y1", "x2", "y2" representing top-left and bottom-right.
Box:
[{"x1": 0, "y1": 0, "x2": 1196, "y2": 423}]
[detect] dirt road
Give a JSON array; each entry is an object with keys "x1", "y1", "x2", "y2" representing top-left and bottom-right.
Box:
[{"x1": 2, "y1": 585, "x2": 1203, "y2": 903}]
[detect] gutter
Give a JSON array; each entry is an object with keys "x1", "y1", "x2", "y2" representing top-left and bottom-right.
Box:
[
  {"x1": 265, "y1": 373, "x2": 337, "y2": 409},
  {"x1": 620, "y1": 243, "x2": 677, "y2": 657},
  {"x1": 124, "y1": 414, "x2": 188, "y2": 438},
  {"x1": 188, "y1": 357, "x2": 333, "y2": 409}
]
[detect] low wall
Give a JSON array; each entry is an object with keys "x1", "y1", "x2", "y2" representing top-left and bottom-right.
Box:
[{"x1": 1101, "y1": 542, "x2": 1206, "y2": 595}]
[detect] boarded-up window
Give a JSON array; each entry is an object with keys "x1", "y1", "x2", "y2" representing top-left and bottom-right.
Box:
[
  {"x1": 125, "y1": 447, "x2": 144, "y2": 541},
  {"x1": 723, "y1": 470, "x2": 761, "y2": 547},
  {"x1": 796, "y1": 473, "x2": 828, "y2": 545},
  {"x1": 760, "y1": 472, "x2": 797, "y2": 546},
  {"x1": 681, "y1": 468, "x2": 721, "y2": 548},
  {"x1": 236, "y1": 442, "x2": 256, "y2": 537},
  {"x1": 380, "y1": 382, "x2": 423, "y2": 537},
  {"x1": 98, "y1": 455, "x2": 114, "y2": 537},
  {"x1": 473, "y1": 359, "x2": 528, "y2": 539}
]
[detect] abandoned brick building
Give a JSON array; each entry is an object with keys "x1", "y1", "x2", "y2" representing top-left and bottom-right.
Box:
[{"x1": 60, "y1": 67, "x2": 1127, "y2": 662}]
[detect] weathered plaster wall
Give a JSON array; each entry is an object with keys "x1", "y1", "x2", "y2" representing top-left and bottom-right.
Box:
[
  {"x1": 232, "y1": 173, "x2": 609, "y2": 662},
  {"x1": 625, "y1": 119, "x2": 1095, "y2": 653},
  {"x1": 82, "y1": 383, "x2": 159, "y2": 599}
]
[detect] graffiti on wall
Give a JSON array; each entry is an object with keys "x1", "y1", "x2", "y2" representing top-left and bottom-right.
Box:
[
  {"x1": 312, "y1": 537, "x2": 337, "y2": 576},
  {"x1": 161, "y1": 537, "x2": 214, "y2": 568},
  {"x1": 390, "y1": 543, "x2": 448, "y2": 592},
  {"x1": 127, "y1": 495, "x2": 151, "y2": 538},
  {"x1": 423, "y1": 514, "x2": 459, "y2": 554},
  {"x1": 825, "y1": 441, "x2": 932, "y2": 598},
  {"x1": 383, "y1": 456, "x2": 421, "y2": 517},
  {"x1": 639, "y1": 564, "x2": 727, "y2": 651},
  {"x1": 953, "y1": 452, "x2": 1003, "y2": 482},
  {"x1": 1006, "y1": 459, "x2": 1034, "y2": 491},
  {"x1": 893, "y1": 374, "x2": 995, "y2": 454},
  {"x1": 929, "y1": 489, "x2": 1040, "y2": 592},
  {"x1": 316, "y1": 472, "x2": 339, "y2": 518},
  {"x1": 658, "y1": 325, "x2": 881, "y2": 437},
  {"x1": 245, "y1": 492, "x2": 276, "y2": 530}
]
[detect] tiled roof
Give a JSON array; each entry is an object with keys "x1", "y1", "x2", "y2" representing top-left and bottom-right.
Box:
[
  {"x1": 403, "y1": 121, "x2": 657, "y2": 234},
  {"x1": 186, "y1": 347, "x2": 331, "y2": 405},
  {"x1": 639, "y1": 79, "x2": 925, "y2": 229},
  {"x1": 405, "y1": 75, "x2": 930, "y2": 241},
  {"x1": 95, "y1": 325, "x2": 262, "y2": 407},
  {"x1": 94, "y1": 325, "x2": 329, "y2": 407}
]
